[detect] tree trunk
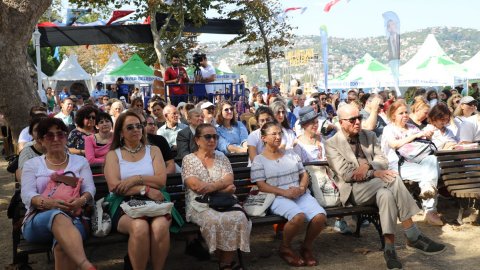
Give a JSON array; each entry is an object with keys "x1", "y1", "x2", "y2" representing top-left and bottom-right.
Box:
[
  {"x1": 0, "y1": 0, "x2": 52, "y2": 142},
  {"x1": 253, "y1": 12, "x2": 272, "y2": 85}
]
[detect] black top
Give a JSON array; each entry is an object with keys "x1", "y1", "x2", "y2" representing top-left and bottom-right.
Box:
[
  {"x1": 407, "y1": 118, "x2": 427, "y2": 130},
  {"x1": 147, "y1": 133, "x2": 174, "y2": 162}
]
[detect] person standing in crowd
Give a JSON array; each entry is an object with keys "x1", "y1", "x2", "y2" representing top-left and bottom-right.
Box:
[
  {"x1": 326, "y1": 104, "x2": 445, "y2": 270},
  {"x1": 92, "y1": 82, "x2": 106, "y2": 101},
  {"x1": 381, "y1": 100, "x2": 443, "y2": 226},
  {"x1": 157, "y1": 104, "x2": 187, "y2": 150},
  {"x1": 84, "y1": 112, "x2": 113, "y2": 165},
  {"x1": 58, "y1": 86, "x2": 70, "y2": 102},
  {"x1": 197, "y1": 54, "x2": 216, "y2": 101},
  {"x1": 116, "y1": 77, "x2": 130, "y2": 102},
  {"x1": 21, "y1": 118, "x2": 96, "y2": 270},
  {"x1": 176, "y1": 108, "x2": 204, "y2": 161},
  {"x1": 251, "y1": 122, "x2": 326, "y2": 267},
  {"x1": 164, "y1": 54, "x2": 189, "y2": 106},
  {"x1": 215, "y1": 100, "x2": 248, "y2": 154},
  {"x1": 67, "y1": 106, "x2": 98, "y2": 156},
  {"x1": 182, "y1": 123, "x2": 251, "y2": 269},
  {"x1": 46, "y1": 87, "x2": 56, "y2": 113},
  {"x1": 54, "y1": 97, "x2": 75, "y2": 130},
  {"x1": 108, "y1": 83, "x2": 119, "y2": 99},
  {"x1": 104, "y1": 111, "x2": 170, "y2": 270}
]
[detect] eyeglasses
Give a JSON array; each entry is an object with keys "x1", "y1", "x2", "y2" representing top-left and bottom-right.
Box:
[
  {"x1": 146, "y1": 122, "x2": 156, "y2": 126},
  {"x1": 341, "y1": 115, "x2": 363, "y2": 123},
  {"x1": 86, "y1": 115, "x2": 96, "y2": 120},
  {"x1": 266, "y1": 132, "x2": 283, "y2": 137},
  {"x1": 125, "y1": 123, "x2": 144, "y2": 131},
  {"x1": 223, "y1": 108, "x2": 234, "y2": 112},
  {"x1": 43, "y1": 131, "x2": 67, "y2": 141},
  {"x1": 200, "y1": 134, "x2": 219, "y2": 140},
  {"x1": 276, "y1": 110, "x2": 286, "y2": 115}
]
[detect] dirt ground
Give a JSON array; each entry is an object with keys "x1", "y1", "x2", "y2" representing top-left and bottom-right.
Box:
[{"x1": 1, "y1": 158, "x2": 480, "y2": 270}]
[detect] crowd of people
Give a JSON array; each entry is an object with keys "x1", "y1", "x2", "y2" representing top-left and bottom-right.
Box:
[{"x1": 17, "y1": 80, "x2": 480, "y2": 270}]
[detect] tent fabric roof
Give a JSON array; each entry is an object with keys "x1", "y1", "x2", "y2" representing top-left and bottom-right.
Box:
[
  {"x1": 400, "y1": 34, "x2": 447, "y2": 73},
  {"x1": 335, "y1": 53, "x2": 390, "y2": 81},
  {"x1": 462, "y1": 51, "x2": 480, "y2": 78},
  {"x1": 108, "y1": 54, "x2": 153, "y2": 76},
  {"x1": 217, "y1": 60, "x2": 234, "y2": 74},
  {"x1": 49, "y1": 54, "x2": 91, "y2": 81},
  {"x1": 38, "y1": 15, "x2": 244, "y2": 47},
  {"x1": 94, "y1": 52, "x2": 124, "y2": 81}
]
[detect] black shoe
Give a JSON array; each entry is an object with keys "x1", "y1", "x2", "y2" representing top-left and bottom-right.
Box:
[
  {"x1": 185, "y1": 238, "x2": 211, "y2": 261},
  {"x1": 384, "y1": 249, "x2": 403, "y2": 270},
  {"x1": 406, "y1": 234, "x2": 446, "y2": 255},
  {"x1": 124, "y1": 253, "x2": 133, "y2": 270}
]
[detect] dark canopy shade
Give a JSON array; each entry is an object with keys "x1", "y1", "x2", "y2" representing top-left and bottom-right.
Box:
[{"x1": 39, "y1": 16, "x2": 244, "y2": 47}]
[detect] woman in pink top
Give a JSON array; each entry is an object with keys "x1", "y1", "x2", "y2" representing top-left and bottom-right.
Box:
[{"x1": 84, "y1": 112, "x2": 113, "y2": 165}]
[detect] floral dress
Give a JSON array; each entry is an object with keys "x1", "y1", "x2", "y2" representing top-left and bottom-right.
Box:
[
  {"x1": 67, "y1": 128, "x2": 89, "y2": 151},
  {"x1": 181, "y1": 151, "x2": 251, "y2": 253}
]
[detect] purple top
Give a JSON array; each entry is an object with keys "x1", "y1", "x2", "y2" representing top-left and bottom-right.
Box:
[{"x1": 21, "y1": 154, "x2": 95, "y2": 215}]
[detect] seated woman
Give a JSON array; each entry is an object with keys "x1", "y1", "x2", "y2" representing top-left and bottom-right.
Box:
[
  {"x1": 246, "y1": 106, "x2": 275, "y2": 162},
  {"x1": 67, "y1": 106, "x2": 98, "y2": 156},
  {"x1": 84, "y1": 111, "x2": 113, "y2": 165},
  {"x1": 381, "y1": 100, "x2": 443, "y2": 226},
  {"x1": 453, "y1": 96, "x2": 477, "y2": 129},
  {"x1": 104, "y1": 111, "x2": 170, "y2": 270},
  {"x1": 16, "y1": 116, "x2": 46, "y2": 181},
  {"x1": 21, "y1": 118, "x2": 96, "y2": 270},
  {"x1": 270, "y1": 101, "x2": 297, "y2": 150},
  {"x1": 251, "y1": 122, "x2": 327, "y2": 267},
  {"x1": 253, "y1": 91, "x2": 267, "y2": 111},
  {"x1": 455, "y1": 96, "x2": 479, "y2": 143},
  {"x1": 130, "y1": 97, "x2": 145, "y2": 115},
  {"x1": 182, "y1": 123, "x2": 251, "y2": 270},
  {"x1": 424, "y1": 103, "x2": 458, "y2": 150},
  {"x1": 408, "y1": 97, "x2": 430, "y2": 130},
  {"x1": 215, "y1": 100, "x2": 249, "y2": 154}
]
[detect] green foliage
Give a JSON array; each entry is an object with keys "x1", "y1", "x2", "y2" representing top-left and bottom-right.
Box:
[{"x1": 27, "y1": 43, "x2": 60, "y2": 76}]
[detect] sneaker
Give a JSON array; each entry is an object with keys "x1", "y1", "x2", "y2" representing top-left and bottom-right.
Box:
[
  {"x1": 419, "y1": 185, "x2": 437, "y2": 200},
  {"x1": 384, "y1": 249, "x2": 403, "y2": 270},
  {"x1": 424, "y1": 211, "x2": 444, "y2": 226},
  {"x1": 406, "y1": 234, "x2": 446, "y2": 255},
  {"x1": 334, "y1": 219, "x2": 353, "y2": 234}
]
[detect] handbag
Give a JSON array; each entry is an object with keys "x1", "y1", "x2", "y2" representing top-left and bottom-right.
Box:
[
  {"x1": 195, "y1": 192, "x2": 238, "y2": 211},
  {"x1": 120, "y1": 196, "x2": 174, "y2": 219},
  {"x1": 41, "y1": 171, "x2": 83, "y2": 216},
  {"x1": 305, "y1": 165, "x2": 341, "y2": 208},
  {"x1": 6, "y1": 154, "x2": 19, "y2": 174},
  {"x1": 243, "y1": 186, "x2": 275, "y2": 217},
  {"x1": 91, "y1": 197, "x2": 112, "y2": 237},
  {"x1": 396, "y1": 139, "x2": 437, "y2": 163}
]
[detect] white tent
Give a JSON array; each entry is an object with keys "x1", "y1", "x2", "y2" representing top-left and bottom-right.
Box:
[
  {"x1": 49, "y1": 54, "x2": 92, "y2": 91},
  {"x1": 400, "y1": 34, "x2": 447, "y2": 74},
  {"x1": 462, "y1": 51, "x2": 480, "y2": 78},
  {"x1": 94, "y1": 52, "x2": 124, "y2": 83},
  {"x1": 217, "y1": 59, "x2": 234, "y2": 74}
]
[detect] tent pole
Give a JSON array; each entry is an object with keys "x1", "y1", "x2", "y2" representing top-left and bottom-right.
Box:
[{"x1": 33, "y1": 26, "x2": 43, "y2": 94}]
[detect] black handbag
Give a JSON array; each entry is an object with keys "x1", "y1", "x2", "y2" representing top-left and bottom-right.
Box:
[
  {"x1": 6, "y1": 154, "x2": 19, "y2": 174},
  {"x1": 195, "y1": 192, "x2": 238, "y2": 211}
]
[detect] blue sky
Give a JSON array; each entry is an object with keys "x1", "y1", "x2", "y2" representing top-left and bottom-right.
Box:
[{"x1": 198, "y1": 0, "x2": 480, "y2": 42}]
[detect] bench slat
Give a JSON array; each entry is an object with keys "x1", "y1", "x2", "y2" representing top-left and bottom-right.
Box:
[
  {"x1": 441, "y1": 166, "x2": 480, "y2": 174},
  {"x1": 444, "y1": 178, "x2": 480, "y2": 187},
  {"x1": 447, "y1": 183, "x2": 480, "y2": 191}
]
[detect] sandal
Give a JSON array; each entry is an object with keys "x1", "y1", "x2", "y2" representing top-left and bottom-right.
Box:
[
  {"x1": 279, "y1": 245, "x2": 305, "y2": 267},
  {"x1": 300, "y1": 246, "x2": 318, "y2": 266},
  {"x1": 218, "y1": 261, "x2": 243, "y2": 270}
]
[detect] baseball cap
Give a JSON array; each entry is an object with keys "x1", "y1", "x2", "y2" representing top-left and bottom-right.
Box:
[
  {"x1": 460, "y1": 96, "x2": 475, "y2": 104},
  {"x1": 201, "y1": 101, "x2": 214, "y2": 110}
]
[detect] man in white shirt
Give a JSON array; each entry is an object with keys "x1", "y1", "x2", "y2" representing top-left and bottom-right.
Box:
[
  {"x1": 17, "y1": 106, "x2": 48, "y2": 151},
  {"x1": 195, "y1": 54, "x2": 216, "y2": 101},
  {"x1": 157, "y1": 104, "x2": 187, "y2": 149},
  {"x1": 54, "y1": 97, "x2": 75, "y2": 128}
]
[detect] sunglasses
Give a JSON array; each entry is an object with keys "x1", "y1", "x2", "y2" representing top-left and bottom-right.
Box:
[
  {"x1": 86, "y1": 115, "x2": 96, "y2": 120},
  {"x1": 276, "y1": 110, "x2": 286, "y2": 115},
  {"x1": 341, "y1": 115, "x2": 364, "y2": 123},
  {"x1": 125, "y1": 123, "x2": 144, "y2": 131},
  {"x1": 43, "y1": 131, "x2": 67, "y2": 141},
  {"x1": 200, "y1": 134, "x2": 219, "y2": 140},
  {"x1": 223, "y1": 108, "x2": 234, "y2": 112}
]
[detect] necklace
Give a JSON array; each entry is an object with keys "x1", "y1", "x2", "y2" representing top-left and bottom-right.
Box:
[
  {"x1": 45, "y1": 154, "x2": 68, "y2": 166},
  {"x1": 123, "y1": 143, "x2": 143, "y2": 154}
]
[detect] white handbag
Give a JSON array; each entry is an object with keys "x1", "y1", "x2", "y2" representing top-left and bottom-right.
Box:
[
  {"x1": 91, "y1": 197, "x2": 112, "y2": 237},
  {"x1": 306, "y1": 165, "x2": 341, "y2": 208},
  {"x1": 120, "y1": 198, "x2": 174, "y2": 219},
  {"x1": 243, "y1": 186, "x2": 275, "y2": 217}
]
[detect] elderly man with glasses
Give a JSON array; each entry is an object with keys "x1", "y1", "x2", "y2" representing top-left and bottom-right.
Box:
[{"x1": 325, "y1": 104, "x2": 445, "y2": 270}]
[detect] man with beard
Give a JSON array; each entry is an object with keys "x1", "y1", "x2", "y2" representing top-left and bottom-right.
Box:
[{"x1": 165, "y1": 54, "x2": 189, "y2": 105}]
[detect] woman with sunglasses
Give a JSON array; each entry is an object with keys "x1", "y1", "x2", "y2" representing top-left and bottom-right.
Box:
[
  {"x1": 21, "y1": 118, "x2": 96, "y2": 270},
  {"x1": 104, "y1": 111, "x2": 170, "y2": 270},
  {"x1": 251, "y1": 121, "x2": 326, "y2": 267},
  {"x1": 270, "y1": 101, "x2": 297, "y2": 150},
  {"x1": 215, "y1": 100, "x2": 249, "y2": 154},
  {"x1": 67, "y1": 106, "x2": 98, "y2": 156},
  {"x1": 84, "y1": 111, "x2": 113, "y2": 165},
  {"x1": 130, "y1": 97, "x2": 144, "y2": 114},
  {"x1": 456, "y1": 96, "x2": 480, "y2": 143},
  {"x1": 182, "y1": 123, "x2": 251, "y2": 270},
  {"x1": 381, "y1": 100, "x2": 443, "y2": 226}
]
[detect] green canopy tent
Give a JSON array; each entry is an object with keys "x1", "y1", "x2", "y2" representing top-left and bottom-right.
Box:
[{"x1": 104, "y1": 54, "x2": 161, "y2": 84}]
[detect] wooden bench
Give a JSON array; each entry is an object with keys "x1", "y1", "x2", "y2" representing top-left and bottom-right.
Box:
[
  {"x1": 11, "y1": 162, "x2": 383, "y2": 269},
  {"x1": 436, "y1": 148, "x2": 480, "y2": 224}
]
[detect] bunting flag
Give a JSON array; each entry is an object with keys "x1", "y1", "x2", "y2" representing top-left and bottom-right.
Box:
[
  {"x1": 324, "y1": 0, "x2": 342, "y2": 13},
  {"x1": 106, "y1": 10, "x2": 134, "y2": 26},
  {"x1": 66, "y1": 8, "x2": 91, "y2": 26},
  {"x1": 278, "y1": 7, "x2": 307, "y2": 23},
  {"x1": 320, "y1": 25, "x2": 329, "y2": 90},
  {"x1": 143, "y1": 16, "x2": 151, "y2": 24},
  {"x1": 383, "y1": 11, "x2": 401, "y2": 96}
]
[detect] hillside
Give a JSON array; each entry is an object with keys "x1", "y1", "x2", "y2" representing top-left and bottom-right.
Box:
[{"x1": 200, "y1": 27, "x2": 480, "y2": 86}]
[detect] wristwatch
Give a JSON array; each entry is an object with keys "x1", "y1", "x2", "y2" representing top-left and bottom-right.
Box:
[{"x1": 140, "y1": 185, "x2": 147, "y2": 196}]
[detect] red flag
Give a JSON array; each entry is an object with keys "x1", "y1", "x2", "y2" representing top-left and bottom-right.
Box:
[
  {"x1": 106, "y1": 10, "x2": 134, "y2": 26},
  {"x1": 37, "y1": 22, "x2": 58, "y2": 27},
  {"x1": 324, "y1": 0, "x2": 342, "y2": 13},
  {"x1": 284, "y1": 7, "x2": 302, "y2": 13},
  {"x1": 143, "y1": 16, "x2": 151, "y2": 24}
]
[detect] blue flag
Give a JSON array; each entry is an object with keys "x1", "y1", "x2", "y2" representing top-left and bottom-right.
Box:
[{"x1": 320, "y1": 25, "x2": 329, "y2": 91}]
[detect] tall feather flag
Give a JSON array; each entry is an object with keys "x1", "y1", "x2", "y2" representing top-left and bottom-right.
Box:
[
  {"x1": 382, "y1": 11, "x2": 401, "y2": 96},
  {"x1": 66, "y1": 8, "x2": 91, "y2": 26},
  {"x1": 324, "y1": 0, "x2": 342, "y2": 13},
  {"x1": 106, "y1": 10, "x2": 134, "y2": 26},
  {"x1": 320, "y1": 25, "x2": 329, "y2": 90}
]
